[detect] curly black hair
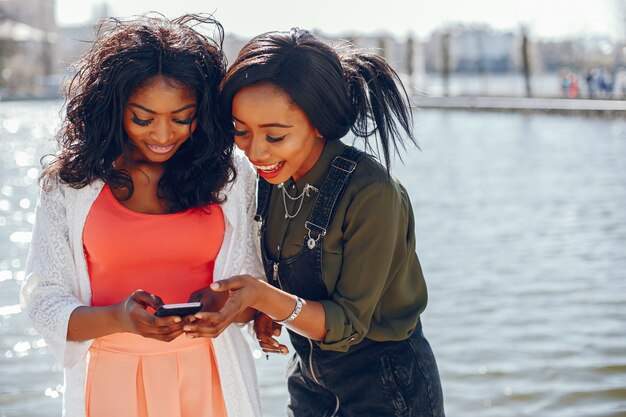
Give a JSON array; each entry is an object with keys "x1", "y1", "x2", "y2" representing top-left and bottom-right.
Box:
[{"x1": 43, "y1": 13, "x2": 235, "y2": 212}]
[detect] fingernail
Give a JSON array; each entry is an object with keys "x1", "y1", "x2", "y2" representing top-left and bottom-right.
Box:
[
  {"x1": 188, "y1": 316, "x2": 196, "y2": 323},
  {"x1": 183, "y1": 326, "x2": 191, "y2": 332},
  {"x1": 174, "y1": 317, "x2": 182, "y2": 323},
  {"x1": 186, "y1": 333, "x2": 195, "y2": 338},
  {"x1": 210, "y1": 282, "x2": 219, "y2": 290}
]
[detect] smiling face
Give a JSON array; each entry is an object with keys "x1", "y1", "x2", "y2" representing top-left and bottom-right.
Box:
[
  {"x1": 123, "y1": 75, "x2": 198, "y2": 164},
  {"x1": 231, "y1": 83, "x2": 325, "y2": 184}
]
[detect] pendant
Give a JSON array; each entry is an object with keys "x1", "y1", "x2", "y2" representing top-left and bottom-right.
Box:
[{"x1": 307, "y1": 238, "x2": 316, "y2": 250}]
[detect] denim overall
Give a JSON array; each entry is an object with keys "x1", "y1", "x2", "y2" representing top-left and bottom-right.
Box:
[{"x1": 255, "y1": 146, "x2": 445, "y2": 417}]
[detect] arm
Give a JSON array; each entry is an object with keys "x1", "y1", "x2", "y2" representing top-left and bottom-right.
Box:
[
  {"x1": 183, "y1": 154, "x2": 319, "y2": 337},
  {"x1": 183, "y1": 275, "x2": 327, "y2": 340},
  {"x1": 317, "y1": 181, "x2": 405, "y2": 351},
  {"x1": 68, "y1": 290, "x2": 184, "y2": 342},
  {"x1": 183, "y1": 181, "x2": 402, "y2": 343},
  {"x1": 20, "y1": 183, "x2": 89, "y2": 365}
]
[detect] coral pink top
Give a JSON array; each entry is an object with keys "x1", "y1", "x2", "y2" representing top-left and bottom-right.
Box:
[
  {"x1": 84, "y1": 184, "x2": 225, "y2": 306},
  {"x1": 81, "y1": 185, "x2": 228, "y2": 417}
]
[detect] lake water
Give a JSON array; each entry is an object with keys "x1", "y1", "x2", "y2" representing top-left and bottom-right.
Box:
[{"x1": 1, "y1": 100, "x2": 625, "y2": 417}]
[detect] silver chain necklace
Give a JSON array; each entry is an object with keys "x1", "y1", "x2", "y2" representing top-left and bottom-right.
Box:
[{"x1": 278, "y1": 182, "x2": 318, "y2": 219}]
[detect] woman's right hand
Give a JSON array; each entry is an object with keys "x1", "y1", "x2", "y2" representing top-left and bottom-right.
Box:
[{"x1": 116, "y1": 290, "x2": 184, "y2": 342}]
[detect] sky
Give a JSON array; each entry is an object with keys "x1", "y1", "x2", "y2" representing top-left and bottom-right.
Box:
[{"x1": 55, "y1": 0, "x2": 625, "y2": 41}]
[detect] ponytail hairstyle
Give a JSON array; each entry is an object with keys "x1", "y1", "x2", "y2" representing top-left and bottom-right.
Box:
[
  {"x1": 43, "y1": 14, "x2": 235, "y2": 212},
  {"x1": 220, "y1": 28, "x2": 415, "y2": 171}
]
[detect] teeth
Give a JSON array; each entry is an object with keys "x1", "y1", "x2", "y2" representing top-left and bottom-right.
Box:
[
  {"x1": 147, "y1": 144, "x2": 175, "y2": 153},
  {"x1": 254, "y1": 162, "x2": 283, "y2": 172}
]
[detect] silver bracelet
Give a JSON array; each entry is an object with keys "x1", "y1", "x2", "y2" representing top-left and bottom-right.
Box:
[{"x1": 276, "y1": 296, "x2": 303, "y2": 325}]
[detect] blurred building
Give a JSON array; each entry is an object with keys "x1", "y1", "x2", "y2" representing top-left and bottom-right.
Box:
[
  {"x1": 339, "y1": 32, "x2": 425, "y2": 91},
  {"x1": 1, "y1": 3, "x2": 624, "y2": 100},
  {"x1": 424, "y1": 24, "x2": 526, "y2": 74},
  {"x1": 0, "y1": 0, "x2": 57, "y2": 98},
  {"x1": 56, "y1": 2, "x2": 111, "y2": 71}
]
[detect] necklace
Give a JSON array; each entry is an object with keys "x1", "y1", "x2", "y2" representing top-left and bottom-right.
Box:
[{"x1": 278, "y1": 182, "x2": 318, "y2": 219}]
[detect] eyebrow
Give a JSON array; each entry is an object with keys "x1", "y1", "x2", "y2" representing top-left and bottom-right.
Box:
[
  {"x1": 232, "y1": 116, "x2": 292, "y2": 129},
  {"x1": 129, "y1": 103, "x2": 196, "y2": 114}
]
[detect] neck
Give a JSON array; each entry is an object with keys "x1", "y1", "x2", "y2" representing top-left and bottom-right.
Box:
[{"x1": 292, "y1": 136, "x2": 325, "y2": 182}]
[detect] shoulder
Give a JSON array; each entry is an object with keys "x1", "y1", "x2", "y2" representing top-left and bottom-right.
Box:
[
  {"x1": 37, "y1": 178, "x2": 104, "y2": 218},
  {"x1": 334, "y1": 146, "x2": 412, "y2": 218},
  {"x1": 348, "y1": 149, "x2": 402, "y2": 196},
  {"x1": 36, "y1": 176, "x2": 71, "y2": 208}
]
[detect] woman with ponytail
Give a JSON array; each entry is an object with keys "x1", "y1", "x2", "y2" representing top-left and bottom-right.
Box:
[{"x1": 185, "y1": 28, "x2": 444, "y2": 417}]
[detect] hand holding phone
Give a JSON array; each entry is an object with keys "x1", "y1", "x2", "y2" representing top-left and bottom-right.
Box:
[{"x1": 154, "y1": 302, "x2": 202, "y2": 317}]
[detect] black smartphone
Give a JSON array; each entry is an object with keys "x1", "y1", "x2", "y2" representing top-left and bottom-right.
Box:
[{"x1": 154, "y1": 302, "x2": 202, "y2": 317}]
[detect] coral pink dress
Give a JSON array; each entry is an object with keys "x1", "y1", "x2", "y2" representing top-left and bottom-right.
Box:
[{"x1": 82, "y1": 185, "x2": 228, "y2": 417}]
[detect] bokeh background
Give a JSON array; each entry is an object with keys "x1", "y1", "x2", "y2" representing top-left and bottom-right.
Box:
[{"x1": 1, "y1": 1, "x2": 626, "y2": 416}]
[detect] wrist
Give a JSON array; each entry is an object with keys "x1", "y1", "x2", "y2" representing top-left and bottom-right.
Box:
[
  {"x1": 249, "y1": 278, "x2": 269, "y2": 311},
  {"x1": 111, "y1": 303, "x2": 129, "y2": 333},
  {"x1": 276, "y1": 296, "x2": 303, "y2": 326}
]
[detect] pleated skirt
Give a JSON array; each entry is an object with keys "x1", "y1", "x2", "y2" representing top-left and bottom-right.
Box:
[{"x1": 86, "y1": 333, "x2": 228, "y2": 417}]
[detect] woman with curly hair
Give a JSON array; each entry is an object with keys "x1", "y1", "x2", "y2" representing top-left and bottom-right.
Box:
[{"x1": 20, "y1": 14, "x2": 263, "y2": 417}]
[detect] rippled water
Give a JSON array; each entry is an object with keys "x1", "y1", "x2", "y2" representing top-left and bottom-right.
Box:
[{"x1": 1, "y1": 100, "x2": 625, "y2": 417}]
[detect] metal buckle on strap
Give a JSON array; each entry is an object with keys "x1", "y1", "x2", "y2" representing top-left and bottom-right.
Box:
[
  {"x1": 331, "y1": 156, "x2": 357, "y2": 173},
  {"x1": 305, "y1": 221, "x2": 327, "y2": 237},
  {"x1": 305, "y1": 221, "x2": 326, "y2": 250}
]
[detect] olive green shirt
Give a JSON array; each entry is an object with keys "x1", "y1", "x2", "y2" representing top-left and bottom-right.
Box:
[{"x1": 265, "y1": 139, "x2": 427, "y2": 352}]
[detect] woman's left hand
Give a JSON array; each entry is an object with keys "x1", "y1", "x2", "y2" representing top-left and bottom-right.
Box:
[
  {"x1": 254, "y1": 312, "x2": 289, "y2": 355},
  {"x1": 182, "y1": 275, "x2": 259, "y2": 338}
]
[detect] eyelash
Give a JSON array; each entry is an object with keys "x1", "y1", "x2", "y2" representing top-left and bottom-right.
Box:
[
  {"x1": 131, "y1": 115, "x2": 151, "y2": 127},
  {"x1": 233, "y1": 128, "x2": 285, "y2": 143},
  {"x1": 266, "y1": 135, "x2": 285, "y2": 143},
  {"x1": 131, "y1": 115, "x2": 195, "y2": 127}
]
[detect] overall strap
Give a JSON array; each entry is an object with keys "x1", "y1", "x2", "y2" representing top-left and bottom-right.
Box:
[
  {"x1": 254, "y1": 177, "x2": 272, "y2": 229},
  {"x1": 305, "y1": 146, "x2": 366, "y2": 247}
]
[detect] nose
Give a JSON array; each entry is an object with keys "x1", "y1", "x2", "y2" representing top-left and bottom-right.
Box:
[
  {"x1": 240, "y1": 134, "x2": 268, "y2": 162},
  {"x1": 151, "y1": 118, "x2": 175, "y2": 144}
]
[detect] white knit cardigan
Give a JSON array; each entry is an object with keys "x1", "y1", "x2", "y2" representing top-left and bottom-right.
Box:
[{"x1": 20, "y1": 154, "x2": 264, "y2": 417}]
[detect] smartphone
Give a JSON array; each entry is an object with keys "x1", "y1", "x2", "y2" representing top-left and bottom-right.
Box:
[{"x1": 154, "y1": 302, "x2": 202, "y2": 317}]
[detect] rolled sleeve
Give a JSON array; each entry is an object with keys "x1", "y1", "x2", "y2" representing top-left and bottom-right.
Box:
[{"x1": 317, "y1": 181, "x2": 402, "y2": 351}]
